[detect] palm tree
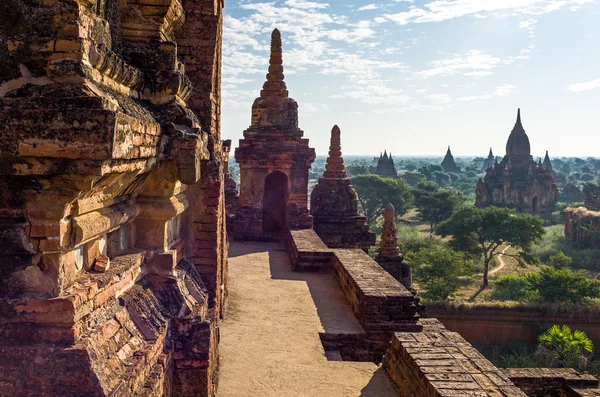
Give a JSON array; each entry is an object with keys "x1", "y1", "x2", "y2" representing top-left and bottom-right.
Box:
[{"x1": 536, "y1": 325, "x2": 594, "y2": 370}]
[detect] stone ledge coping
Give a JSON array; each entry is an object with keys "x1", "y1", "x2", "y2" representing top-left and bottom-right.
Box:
[
  {"x1": 285, "y1": 229, "x2": 333, "y2": 271},
  {"x1": 502, "y1": 367, "x2": 599, "y2": 393},
  {"x1": 288, "y1": 229, "x2": 331, "y2": 252},
  {"x1": 384, "y1": 331, "x2": 527, "y2": 397},
  {"x1": 333, "y1": 249, "x2": 413, "y2": 298}
]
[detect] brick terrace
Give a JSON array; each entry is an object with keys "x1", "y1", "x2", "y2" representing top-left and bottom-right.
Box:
[{"x1": 217, "y1": 242, "x2": 397, "y2": 397}]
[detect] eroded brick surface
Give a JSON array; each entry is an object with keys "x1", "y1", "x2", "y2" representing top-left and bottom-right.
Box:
[
  {"x1": 383, "y1": 332, "x2": 528, "y2": 397},
  {"x1": 0, "y1": 0, "x2": 227, "y2": 395},
  {"x1": 503, "y1": 368, "x2": 600, "y2": 396}
]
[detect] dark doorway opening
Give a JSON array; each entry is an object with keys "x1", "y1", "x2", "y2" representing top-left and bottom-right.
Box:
[
  {"x1": 532, "y1": 197, "x2": 539, "y2": 213},
  {"x1": 262, "y1": 171, "x2": 289, "y2": 234}
]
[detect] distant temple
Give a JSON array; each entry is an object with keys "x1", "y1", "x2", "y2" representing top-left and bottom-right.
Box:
[
  {"x1": 441, "y1": 146, "x2": 461, "y2": 173},
  {"x1": 564, "y1": 184, "x2": 600, "y2": 247},
  {"x1": 375, "y1": 150, "x2": 398, "y2": 178},
  {"x1": 481, "y1": 148, "x2": 495, "y2": 171},
  {"x1": 475, "y1": 109, "x2": 558, "y2": 214}
]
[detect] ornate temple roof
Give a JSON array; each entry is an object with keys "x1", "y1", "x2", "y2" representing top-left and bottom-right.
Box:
[{"x1": 506, "y1": 108, "x2": 531, "y2": 157}]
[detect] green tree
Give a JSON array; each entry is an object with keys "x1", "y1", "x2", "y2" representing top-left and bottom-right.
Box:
[
  {"x1": 581, "y1": 173, "x2": 595, "y2": 182},
  {"x1": 413, "y1": 187, "x2": 465, "y2": 233},
  {"x1": 405, "y1": 245, "x2": 468, "y2": 300},
  {"x1": 526, "y1": 267, "x2": 600, "y2": 304},
  {"x1": 536, "y1": 325, "x2": 593, "y2": 370},
  {"x1": 437, "y1": 206, "x2": 545, "y2": 287},
  {"x1": 548, "y1": 252, "x2": 573, "y2": 268},
  {"x1": 402, "y1": 172, "x2": 426, "y2": 187},
  {"x1": 352, "y1": 175, "x2": 413, "y2": 226}
]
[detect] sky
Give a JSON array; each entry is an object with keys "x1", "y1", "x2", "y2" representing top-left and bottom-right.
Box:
[{"x1": 221, "y1": 0, "x2": 600, "y2": 157}]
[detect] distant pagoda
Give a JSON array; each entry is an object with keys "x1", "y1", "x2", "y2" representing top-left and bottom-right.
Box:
[
  {"x1": 310, "y1": 126, "x2": 375, "y2": 250},
  {"x1": 475, "y1": 109, "x2": 558, "y2": 214},
  {"x1": 441, "y1": 146, "x2": 461, "y2": 173},
  {"x1": 234, "y1": 29, "x2": 316, "y2": 240},
  {"x1": 375, "y1": 150, "x2": 398, "y2": 178},
  {"x1": 481, "y1": 148, "x2": 495, "y2": 171}
]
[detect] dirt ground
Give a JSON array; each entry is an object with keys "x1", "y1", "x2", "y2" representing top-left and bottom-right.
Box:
[{"x1": 217, "y1": 242, "x2": 396, "y2": 397}]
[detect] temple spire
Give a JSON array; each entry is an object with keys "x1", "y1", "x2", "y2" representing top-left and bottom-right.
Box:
[
  {"x1": 260, "y1": 29, "x2": 288, "y2": 98},
  {"x1": 446, "y1": 146, "x2": 452, "y2": 156},
  {"x1": 377, "y1": 203, "x2": 401, "y2": 258},
  {"x1": 322, "y1": 125, "x2": 347, "y2": 179},
  {"x1": 489, "y1": 147, "x2": 493, "y2": 157},
  {"x1": 515, "y1": 108, "x2": 523, "y2": 130},
  {"x1": 543, "y1": 150, "x2": 553, "y2": 170},
  {"x1": 506, "y1": 107, "x2": 531, "y2": 156}
]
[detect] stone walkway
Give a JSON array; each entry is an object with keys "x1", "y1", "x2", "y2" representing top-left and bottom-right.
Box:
[{"x1": 217, "y1": 242, "x2": 397, "y2": 397}]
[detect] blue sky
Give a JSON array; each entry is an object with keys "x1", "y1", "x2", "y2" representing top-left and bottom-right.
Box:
[{"x1": 221, "y1": 0, "x2": 600, "y2": 157}]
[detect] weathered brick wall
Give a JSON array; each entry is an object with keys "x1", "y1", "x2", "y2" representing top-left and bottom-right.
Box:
[
  {"x1": 0, "y1": 0, "x2": 226, "y2": 395},
  {"x1": 427, "y1": 303, "x2": 600, "y2": 345},
  {"x1": 383, "y1": 331, "x2": 528, "y2": 396},
  {"x1": 332, "y1": 249, "x2": 420, "y2": 332},
  {"x1": 502, "y1": 368, "x2": 600, "y2": 396},
  {"x1": 178, "y1": 0, "x2": 223, "y2": 138}
]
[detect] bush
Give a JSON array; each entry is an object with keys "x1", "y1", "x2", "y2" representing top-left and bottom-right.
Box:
[
  {"x1": 475, "y1": 341, "x2": 540, "y2": 368},
  {"x1": 528, "y1": 267, "x2": 600, "y2": 304},
  {"x1": 536, "y1": 325, "x2": 594, "y2": 370},
  {"x1": 491, "y1": 275, "x2": 538, "y2": 302},
  {"x1": 490, "y1": 267, "x2": 600, "y2": 305},
  {"x1": 548, "y1": 252, "x2": 573, "y2": 268}
]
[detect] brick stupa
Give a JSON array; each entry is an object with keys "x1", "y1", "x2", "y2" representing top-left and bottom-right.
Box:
[
  {"x1": 310, "y1": 126, "x2": 375, "y2": 250},
  {"x1": 375, "y1": 203, "x2": 413, "y2": 291},
  {"x1": 234, "y1": 29, "x2": 315, "y2": 241}
]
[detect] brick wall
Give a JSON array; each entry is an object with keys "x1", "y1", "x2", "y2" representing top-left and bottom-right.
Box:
[{"x1": 383, "y1": 331, "x2": 527, "y2": 396}]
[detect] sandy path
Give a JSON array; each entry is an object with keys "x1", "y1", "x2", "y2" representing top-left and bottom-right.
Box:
[
  {"x1": 489, "y1": 245, "x2": 511, "y2": 276},
  {"x1": 217, "y1": 242, "x2": 396, "y2": 397}
]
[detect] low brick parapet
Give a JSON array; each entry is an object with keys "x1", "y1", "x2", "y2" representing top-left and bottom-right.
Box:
[
  {"x1": 383, "y1": 331, "x2": 527, "y2": 396},
  {"x1": 285, "y1": 229, "x2": 333, "y2": 271},
  {"x1": 332, "y1": 249, "x2": 419, "y2": 334},
  {"x1": 502, "y1": 368, "x2": 600, "y2": 396}
]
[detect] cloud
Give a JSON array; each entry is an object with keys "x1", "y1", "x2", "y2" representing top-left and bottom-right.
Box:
[
  {"x1": 284, "y1": 0, "x2": 329, "y2": 9},
  {"x1": 222, "y1": 2, "x2": 410, "y2": 107},
  {"x1": 417, "y1": 50, "x2": 501, "y2": 78},
  {"x1": 494, "y1": 84, "x2": 517, "y2": 96},
  {"x1": 567, "y1": 78, "x2": 600, "y2": 92},
  {"x1": 357, "y1": 4, "x2": 379, "y2": 11},
  {"x1": 519, "y1": 18, "x2": 537, "y2": 29},
  {"x1": 382, "y1": 0, "x2": 591, "y2": 25},
  {"x1": 301, "y1": 102, "x2": 330, "y2": 112},
  {"x1": 457, "y1": 94, "x2": 492, "y2": 102},
  {"x1": 428, "y1": 93, "x2": 452, "y2": 104}
]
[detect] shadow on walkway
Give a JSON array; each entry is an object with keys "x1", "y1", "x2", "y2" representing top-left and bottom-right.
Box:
[
  {"x1": 267, "y1": 243, "x2": 365, "y2": 335},
  {"x1": 360, "y1": 367, "x2": 396, "y2": 397}
]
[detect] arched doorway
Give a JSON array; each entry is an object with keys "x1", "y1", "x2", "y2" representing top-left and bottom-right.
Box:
[
  {"x1": 532, "y1": 197, "x2": 539, "y2": 213},
  {"x1": 262, "y1": 171, "x2": 289, "y2": 234}
]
